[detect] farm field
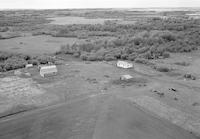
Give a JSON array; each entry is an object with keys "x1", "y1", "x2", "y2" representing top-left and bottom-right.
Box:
[
  {"x1": 0, "y1": 8, "x2": 200, "y2": 139},
  {"x1": 0, "y1": 35, "x2": 113, "y2": 55},
  {"x1": 0, "y1": 35, "x2": 80, "y2": 55}
]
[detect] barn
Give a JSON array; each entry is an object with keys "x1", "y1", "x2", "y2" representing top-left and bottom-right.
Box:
[
  {"x1": 40, "y1": 65, "x2": 57, "y2": 77},
  {"x1": 117, "y1": 61, "x2": 133, "y2": 69}
]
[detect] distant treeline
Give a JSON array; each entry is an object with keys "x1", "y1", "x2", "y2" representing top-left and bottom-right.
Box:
[
  {"x1": 0, "y1": 52, "x2": 55, "y2": 72},
  {"x1": 55, "y1": 17, "x2": 200, "y2": 61}
]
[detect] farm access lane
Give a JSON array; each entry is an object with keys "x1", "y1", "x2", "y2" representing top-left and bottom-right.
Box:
[{"x1": 0, "y1": 93, "x2": 198, "y2": 139}]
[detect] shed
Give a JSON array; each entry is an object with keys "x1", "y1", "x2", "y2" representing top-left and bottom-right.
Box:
[
  {"x1": 25, "y1": 64, "x2": 33, "y2": 68},
  {"x1": 40, "y1": 65, "x2": 57, "y2": 77},
  {"x1": 117, "y1": 61, "x2": 133, "y2": 69},
  {"x1": 120, "y1": 75, "x2": 133, "y2": 80}
]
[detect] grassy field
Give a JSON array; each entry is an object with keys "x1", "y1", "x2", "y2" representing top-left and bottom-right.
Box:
[
  {"x1": 0, "y1": 35, "x2": 81, "y2": 55},
  {"x1": 17, "y1": 53, "x2": 200, "y2": 137},
  {"x1": 0, "y1": 8, "x2": 200, "y2": 138}
]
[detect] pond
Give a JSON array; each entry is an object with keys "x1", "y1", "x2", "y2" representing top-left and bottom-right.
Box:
[{"x1": 48, "y1": 16, "x2": 121, "y2": 25}]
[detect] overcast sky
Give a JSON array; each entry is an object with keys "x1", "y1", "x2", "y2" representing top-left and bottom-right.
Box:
[{"x1": 0, "y1": 0, "x2": 200, "y2": 9}]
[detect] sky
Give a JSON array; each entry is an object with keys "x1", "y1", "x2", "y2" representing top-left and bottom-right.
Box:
[{"x1": 0, "y1": 0, "x2": 200, "y2": 9}]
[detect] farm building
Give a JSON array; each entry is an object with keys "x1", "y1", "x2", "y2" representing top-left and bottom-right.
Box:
[
  {"x1": 40, "y1": 65, "x2": 58, "y2": 77},
  {"x1": 117, "y1": 61, "x2": 133, "y2": 69},
  {"x1": 120, "y1": 75, "x2": 133, "y2": 80},
  {"x1": 25, "y1": 64, "x2": 33, "y2": 68}
]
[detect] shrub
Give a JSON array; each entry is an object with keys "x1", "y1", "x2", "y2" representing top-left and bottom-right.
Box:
[
  {"x1": 112, "y1": 37, "x2": 128, "y2": 46},
  {"x1": 162, "y1": 52, "x2": 170, "y2": 58},
  {"x1": 0, "y1": 63, "x2": 4, "y2": 72},
  {"x1": 80, "y1": 52, "x2": 90, "y2": 61},
  {"x1": 160, "y1": 32, "x2": 176, "y2": 42},
  {"x1": 79, "y1": 43, "x2": 94, "y2": 52},
  {"x1": 4, "y1": 57, "x2": 27, "y2": 71},
  {"x1": 104, "y1": 54, "x2": 116, "y2": 61},
  {"x1": 17, "y1": 54, "x2": 31, "y2": 60},
  {"x1": 95, "y1": 48, "x2": 107, "y2": 57},
  {"x1": 141, "y1": 52, "x2": 152, "y2": 59},
  {"x1": 128, "y1": 53, "x2": 137, "y2": 61},
  {"x1": 174, "y1": 61, "x2": 190, "y2": 66},
  {"x1": 184, "y1": 73, "x2": 196, "y2": 80},
  {"x1": 135, "y1": 58, "x2": 149, "y2": 64},
  {"x1": 28, "y1": 59, "x2": 39, "y2": 65},
  {"x1": 60, "y1": 44, "x2": 74, "y2": 54},
  {"x1": 73, "y1": 52, "x2": 80, "y2": 58},
  {"x1": 55, "y1": 51, "x2": 62, "y2": 55},
  {"x1": 0, "y1": 27, "x2": 9, "y2": 32},
  {"x1": 154, "y1": 65, "x2": 171, "y2": 72},
  {"x1": 87, "y1": 54, "x2": 98, "y2": 61},
  {"x1": 133, "y1": 37, "x2": 143, "y2": 45},
  {"x1": 121, "y1": 54, "x2": 128, "y2": 60},
  {"x1": 36, "y1": 55, "x2": 55, "y2": 64},
  {"x1": 0, "y1": 52, "x2": 12, "y2": 61}
]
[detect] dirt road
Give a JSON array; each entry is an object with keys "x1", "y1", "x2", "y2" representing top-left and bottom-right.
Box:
[{"x1": 0, "y1": 94, "x2": 198, "y2": 139}]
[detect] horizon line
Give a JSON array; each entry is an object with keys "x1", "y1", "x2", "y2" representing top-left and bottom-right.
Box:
[{"x1": 0, "y1": 7, "x2": 200, "y2": 10}]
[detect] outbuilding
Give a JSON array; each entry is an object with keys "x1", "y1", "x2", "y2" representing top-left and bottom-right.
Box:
[
  {"x1": 25, "y1": 64, "x2": 33, "y2": 68},
  {"x1": 120, "y1": 75, "x2": 133, "y2": 80},
  {"x1": 117, "y1": 61, "x2": 133, "y2": 69},
  {"x1": 40, "y1": 65, "x2": 57, "y2": 77}
]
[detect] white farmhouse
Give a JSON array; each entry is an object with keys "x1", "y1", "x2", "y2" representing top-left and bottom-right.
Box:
[
  {"x1": 117, "y1": 61, "x2": 133, "y2": 69},
  {"x1": 40, "y1": 65, "x2": 57, "y2": 77}
]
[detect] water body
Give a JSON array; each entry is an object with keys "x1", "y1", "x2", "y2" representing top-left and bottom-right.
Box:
[{"x1": 48, "y1": 16, "x2": 121, "y2": 25}]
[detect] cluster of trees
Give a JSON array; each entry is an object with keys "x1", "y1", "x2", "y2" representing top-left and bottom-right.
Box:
[
  {"x1": 33, "y1": 17, "x2": 200, "y2": 50},
  {"x1": 137, "y1": 17, "x2": 200, "y2": 31},
  {"x1": 58, "y1": 29, "x2": 198, "y2": 61},
  {"x1": 0, "y1": 52, "x2": 55, "y2": 72},
  {"x1": 54, "y1": 16, "x2": 200, "y2": 62},
  {"x1": 0, "y1": 11, "x2": 51, "y2": 33}
]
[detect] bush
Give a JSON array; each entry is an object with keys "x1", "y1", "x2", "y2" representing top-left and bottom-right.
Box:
[
  {"x1": 0, "y1": 27, "x2": 9, "y2": 32},
  {"x1": 4, "y1": 57, "x2": 27, "y2": 71},
  {"x1": 87, "y1": 54, "x2": 98, "y2": 61},
  {"x1": 174, "y1": 61, "x2": 190, "y2": 66},
  {"x1": 60, "y1": 44, "x2": 74, "y2": 54},
  {"x1": 28, "y1": 59, "x2": 39, "y2": 65},
  {"x1": 79, "y1": 43, "x2": 94, "y2": 52},
  {"x1": 104, "y1": 54, "x2": 116, "y2": 61},
  {"x1": 17, "y1": 54, "x2": 31, "y2": 61},
  {"x1": 121, "y1": 54, "x2": 128, "y2": 60},
  {"x1": 73, "y1": 52, "x2": 80, "y2": 58},
  {"x1": 154, "y1": 65, "x2": 171, "y2": 72},
  {"x1": 36, "y1": 55, "x2": 55, "y2": 64},
  {"x1": 128, "y1": 53, "x2": 137, "y2": 61},
  {"x1": 0, "y1": 63, "x2": 4, "y2": 72},
  {"x1": 162, "y1": 52, "x2": 170, "y2": 58},
  {"x1": 80, "y1": 52, "x2": 90, "y2": 61},
  {"x1": 133, "y1": 37, "x2": 143, "y2": 45},
  {"x1": 135, "y1": 58, "x2": 149, "y2": 64},
  {"x1": 160, "y1": 32, "x2": 176, "y2": 42},
  {"x1": 0, "y1": 52, "x2": 12, "y2": 61},
  {"x1": 184, "y1": 73, "x2": 196, "y2": 80}
]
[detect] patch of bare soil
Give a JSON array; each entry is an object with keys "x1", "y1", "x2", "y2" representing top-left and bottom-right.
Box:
[
  {"x1": 93, "y1": 96, "x2": 198, "y2": 139},
  {"x1": 0, "y1": 76, "x2": 60, "y2": 118},
  {"x1": 131, "y1": 96, "x2": 200, "y2": 136},
  {"x1": 112, "y1": 77, "x2": 148, "y2": 87}
]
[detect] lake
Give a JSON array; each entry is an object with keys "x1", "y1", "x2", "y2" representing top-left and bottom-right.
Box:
[{"x1": 48, "y1": 16, "x2": 121, "y2": 25}]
